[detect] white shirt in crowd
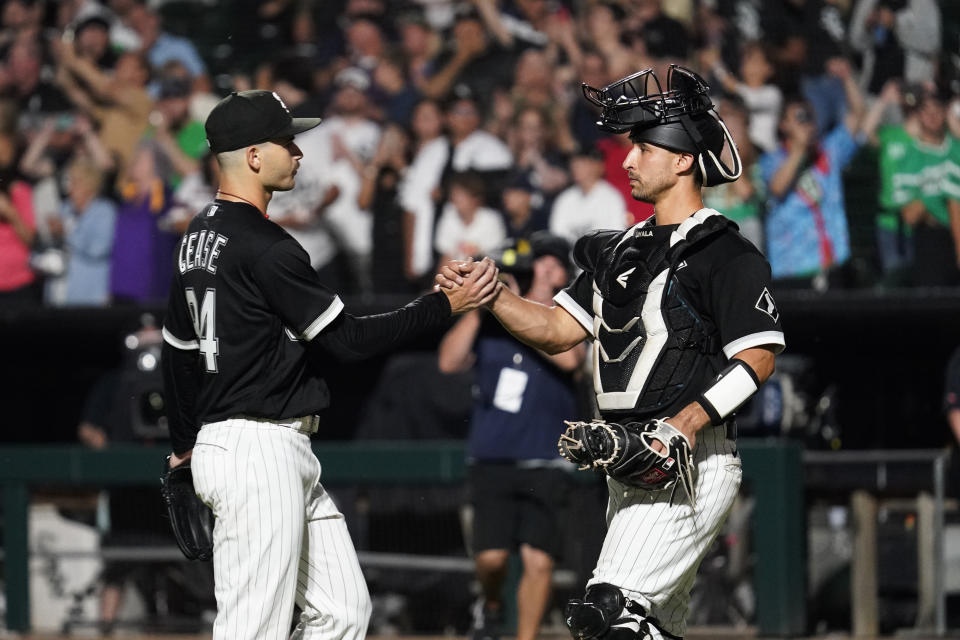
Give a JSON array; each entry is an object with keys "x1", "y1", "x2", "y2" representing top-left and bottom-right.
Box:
[
  {"x1": 549, "y1": 179, "x2": 629, "y2": 245},
  {"x1": 433, "y1": 203, "x2": 507, "y2": 260},
  {"x1": 269, "y1": 160, "x2": 339, "y2": 271},
  {"x1": 398, "y1": 136, "x2": 449, "y2": 277},
  {"x1": 260, "y1": 115, "x2": 382, "y2": 284},
  {"x1": 735, "y1": 83, "x2": 783, "y2": 154},
  {"x1": 450, "y1": 130, "x2": 513, "y2": 172}
]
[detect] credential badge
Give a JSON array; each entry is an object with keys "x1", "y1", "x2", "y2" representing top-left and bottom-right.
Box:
[{"x1": 755, "y1": 287, "x2": 779, "y2": 322}]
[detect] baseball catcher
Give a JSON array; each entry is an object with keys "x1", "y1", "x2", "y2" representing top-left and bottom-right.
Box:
[
  {"x1": 436, "y1": 63, "x2": 784, "y2": 640},
  {"x1": 160, "y1": 457, "x2": 213, "y2": 561}
]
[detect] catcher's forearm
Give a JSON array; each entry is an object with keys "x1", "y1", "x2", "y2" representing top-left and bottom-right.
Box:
[
  {"x1": 488, "y1": 286, "x2": 587, "y2": 355},
  {"x1": 162, "y1": 342, "x2": 201, "y2": 455}
]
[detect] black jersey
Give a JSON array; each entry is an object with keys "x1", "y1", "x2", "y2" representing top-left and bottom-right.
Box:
[
  {"x1": 554, "y1": 208, "x2": 785, "y2": 422},
  {"x1": 161, "y1": 199, "x2": 343, "y2": 424}
]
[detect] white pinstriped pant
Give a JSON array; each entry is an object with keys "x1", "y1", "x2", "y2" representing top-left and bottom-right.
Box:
[
  {"x1": 192, "y1": 418, "x2": 371, "y2": 640},
  {"x1": 588, "y1": 425, "x2": 742, "y2": 638}
]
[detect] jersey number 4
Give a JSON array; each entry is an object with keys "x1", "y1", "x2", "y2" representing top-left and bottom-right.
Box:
[{"x1": 185, "y1": 287, "x2": 219, "y2": 372}]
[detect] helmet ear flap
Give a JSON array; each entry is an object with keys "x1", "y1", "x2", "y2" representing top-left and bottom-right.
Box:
[{"x1": 697, "y1": 112, "x2": 742, "y2": 187}]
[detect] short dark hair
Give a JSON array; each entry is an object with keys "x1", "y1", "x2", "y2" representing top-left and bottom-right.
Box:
[{"x1": 448, "y1": 171, "x2": 486, "y2": 199}]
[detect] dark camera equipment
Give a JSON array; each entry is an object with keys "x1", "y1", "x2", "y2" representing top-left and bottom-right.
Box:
[{"x1": 120, "y1": 314, "x2": 169, "y2": 441}]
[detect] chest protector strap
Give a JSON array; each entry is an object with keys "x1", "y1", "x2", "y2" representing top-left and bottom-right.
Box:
[{"x1": 592, "y1": 210, "x2": 735, "y2": 414}]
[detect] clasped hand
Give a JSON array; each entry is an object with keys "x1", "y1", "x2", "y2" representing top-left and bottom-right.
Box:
[{"x1": 434, "y1": 257, "x2": 501, "y2": 313}]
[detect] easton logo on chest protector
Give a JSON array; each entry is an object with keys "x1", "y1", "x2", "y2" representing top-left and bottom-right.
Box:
[{"x1": 589, "y1": 210, "x2": 733, "y2": 413}]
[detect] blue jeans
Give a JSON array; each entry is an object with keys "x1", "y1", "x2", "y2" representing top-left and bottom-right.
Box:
[{"x1": 875, "y1": 226, "x2": 914, "y2": 274}]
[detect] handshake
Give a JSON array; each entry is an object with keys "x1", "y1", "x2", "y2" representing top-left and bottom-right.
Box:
[{"x1": 434, "y1": 257, "x2": 503, "y2": 314}]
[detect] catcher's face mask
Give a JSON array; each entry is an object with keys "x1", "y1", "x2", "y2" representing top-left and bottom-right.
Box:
[{"x1": 582, "y1": 65, "x2": 742, "y2": 186}]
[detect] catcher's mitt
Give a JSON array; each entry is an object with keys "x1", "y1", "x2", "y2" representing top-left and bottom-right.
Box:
[
  {"x1": 160, "y1": 457, "x2": 214, "y2": 561},
  {"x1": 559, "y1": 419, "x2": 695, "y2": 502}
]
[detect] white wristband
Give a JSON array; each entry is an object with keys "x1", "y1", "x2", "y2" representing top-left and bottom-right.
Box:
[{"x1": 698, "y1": 359, "x2": 760, "y2": 425}]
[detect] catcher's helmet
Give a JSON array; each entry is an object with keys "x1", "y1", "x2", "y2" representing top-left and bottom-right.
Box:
[{"x1": 582, "y1": 65, "x2": 741, "y2": 186}]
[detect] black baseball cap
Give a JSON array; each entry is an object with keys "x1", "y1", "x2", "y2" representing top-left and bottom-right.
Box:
[{"x1": 205, "y1": 90, "x2": 322, "y2": 154}]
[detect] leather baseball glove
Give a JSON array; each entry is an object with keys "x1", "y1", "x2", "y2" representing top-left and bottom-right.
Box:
[
  {"x1": 160, "y1": 457, "x2": 214, "y2": 561},
  {"x1": 559, "y1": 419, "x2": 695, "y2": 502}
]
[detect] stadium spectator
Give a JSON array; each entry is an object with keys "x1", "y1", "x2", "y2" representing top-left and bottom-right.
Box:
[
  {"x1": 582, "y1": 2, "x2": 634, "y2": 80},
  {"x1": 506, "y1": 105, "x2": 570, "y2": 212},
  {"x1": 877, "y1": 85, "x2": 960, "y2": 286},
  {"x1": 398, "y1": 98, "x2": 448, "y2": 287},
  {"x1": 54, "y1": 43, "x2": 152, "y2": 169},
  {"x1": 20, "y1": 112, "x2": 115, "y2": 210},
  {"x1": 849, "y1": 0, "x2": 941, "y2": 94},
  {"x1": 147, "y1": 69, "x2": 207, "y2": 187},
  {"x1": 626, "y1": 0, "x2": 690, "y2": 61},
  {"x1": 434, "y1": 170, "x2": 507, "y2": 267},
  {"x1": 869, "y1": 80, "x2": 920, "y2": 281},
  {"x1": 398, "y1": 8, "x2": 440, "y2": 96},
  {"x1": 126, "y1": 4, "x2": 207, "y2": 86},
  {"x1": 109, "y1": 141, "x2": 177, "y2": 304},
  {"x1": 760, "y1": 57, "x2": 870, "y2": 288},
  {"x1": 549, "y1": 144, "x2": 628, "y2": 245},
  {"x1": 420, "y1": 8, "x2": 515, "y2": 103},
  {"x1": 501, "y1": 170, "x2": 549, "y2": 240},
  {"x1": 570, "y1": 48, "x2": 612, "y2": 149},
  {"x1": 765, "y1": 0, "x2": 848, "y2": 135},
  {"x1": 359, "y1": 124, "x2": 418, "y2": 295},
  {"x1": 370, "y1": 56, "x2": 420, "y2": 126},
  {"x1": 702, "y1": 41, "x2": 783, "y2": 153},
  {"x1": 443, "y1": 90, "x2": 513, "y2": 204},
  {"x1": 69, "y1": 14, "x2": 117, "y2": 71},
  {"x1": 0, "y1": 0, "x2": 43, "y2": 52},
  {"x1": 472, "y1": 0, "x2": 552, "y2": 52},
  {"x1": 0, "y1": 38, "x2": 72, "y2": 129},
  {"x1": 0, "y1": 122, "x2": 37, "y2": 306},
  {"x1": 48, "y1": 157, "x2": 116, "y2": 306},
  {"x1": 343, "y1": 13, "x2": 388, "y2": 73},
  {"x1": 295, "y1": 66, "x2": 381, "y2": 292}
]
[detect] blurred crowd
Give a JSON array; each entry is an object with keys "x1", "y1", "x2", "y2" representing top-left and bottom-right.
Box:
[{"x1": 1, "y1": 0, "x2": 959, "y2": 309}]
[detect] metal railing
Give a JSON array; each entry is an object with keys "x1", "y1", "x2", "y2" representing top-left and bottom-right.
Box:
[
  {"x1": 804, "y1": 448, "x2": 951, "y2": 637},
  {"x1": 0, "y1": 440, "x2": 805, "y2": 635}
]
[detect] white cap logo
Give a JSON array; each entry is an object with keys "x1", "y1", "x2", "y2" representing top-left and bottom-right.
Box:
[{"x1": 272, "y1": 91, "x2": 290, "y2": 113}]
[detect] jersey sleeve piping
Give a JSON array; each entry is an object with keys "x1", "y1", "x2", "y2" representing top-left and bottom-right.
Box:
[
  {"x1": 554, "y1": 290, "x2": 593, "y2": 334},
  {"x1": 162, "y1": 326, "x2": 199, "y2": 350},
  {"x1": 301, "y1": 296, "x2": 345, "y2": 341},
  {"x1": 723, "y1": 331, "x2": 786, "y2": 358}
]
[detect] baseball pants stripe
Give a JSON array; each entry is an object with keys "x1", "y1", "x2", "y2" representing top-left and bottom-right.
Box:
[
  {"x1": 193, "y1": 419, "x2": 371, "y2": 640},
  {"x1": 588, "y1": 425, "x2": 742, "y2": 638}
]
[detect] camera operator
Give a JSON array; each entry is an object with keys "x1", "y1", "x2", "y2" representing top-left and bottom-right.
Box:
[{"x1": 438, "y1": 232, "x2": 586, "y2": 640}]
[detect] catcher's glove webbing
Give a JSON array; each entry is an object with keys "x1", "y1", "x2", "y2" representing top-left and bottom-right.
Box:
[
  {"x1": 160, "y1": 457, "x2": 214, "y2": 561},
  {"x1": 559, "y1": 419, "x2": 695, "y2": 503}
]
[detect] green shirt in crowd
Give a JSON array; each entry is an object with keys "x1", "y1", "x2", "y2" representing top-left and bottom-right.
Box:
[{"x1": 877, "y1": 125, "x2": 960, "y2": 233}]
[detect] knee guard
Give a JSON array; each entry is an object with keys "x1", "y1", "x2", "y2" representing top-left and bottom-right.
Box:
[{"x1": 563, "y1": 583, "x2": 655, "y2": 640}]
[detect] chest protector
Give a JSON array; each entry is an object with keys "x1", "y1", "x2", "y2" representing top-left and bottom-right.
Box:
[{"x1": 585, "y1": 209, "x2": 734, "y2": 414}]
